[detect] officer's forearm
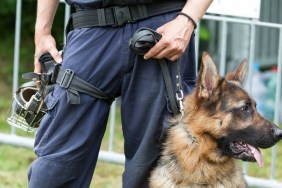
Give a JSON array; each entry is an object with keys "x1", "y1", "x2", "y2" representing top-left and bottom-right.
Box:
[
  {"x1": 35, "y1": 0, "x2": 60, "y2": 36},
  {"x1": 182, "y1": 0, "x2": 213, "y2": 23}
]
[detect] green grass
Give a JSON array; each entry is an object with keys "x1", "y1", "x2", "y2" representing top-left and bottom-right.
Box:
[
  {"x1": 0, "y1": 113, "x2": 124, "y2": 188},
  {"x1": 0, "y1": 145, "x2": 35, "y2": 188},
  {"x1": 0, "y1": 123, "x2": 124, "y2": 188},
  {"x1": 1, "y1": 81, "x2": 282, "y2": 187},
  {"x1": 0, "y1": 144, "x2": 124, "y2": 188}
]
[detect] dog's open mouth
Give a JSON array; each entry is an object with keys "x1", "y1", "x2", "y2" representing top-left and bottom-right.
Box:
[{"x1": 231, "y1": 141, "x2": 264, "y2": 168}]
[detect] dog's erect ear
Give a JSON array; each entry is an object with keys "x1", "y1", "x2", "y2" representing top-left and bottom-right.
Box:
[
  {"x1": 225, "y1": 59, "x2": 247, "y2": 84},
  {"x1": 198, "y1": 52, "x2": 220, "y2": 98}
]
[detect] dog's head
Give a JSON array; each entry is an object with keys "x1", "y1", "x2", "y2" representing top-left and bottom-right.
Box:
[{"x1": 184, "y1": 52, "x2": 282, "y2": 167}]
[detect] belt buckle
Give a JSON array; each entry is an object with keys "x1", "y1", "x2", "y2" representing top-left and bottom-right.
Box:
[
  {"x1": 113, "y1": 6, "x2": 133, "y2": 27},
  {"x1": 59, "y1": 69, "x2": 74, "y2": 89}
]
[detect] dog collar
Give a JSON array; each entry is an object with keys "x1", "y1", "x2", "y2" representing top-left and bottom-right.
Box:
[{"x1": 186, "y1": 128, "x2": 197, "y2": 144}]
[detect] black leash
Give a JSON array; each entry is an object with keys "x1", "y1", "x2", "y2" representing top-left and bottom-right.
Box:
[{"x1": 129, "y1": 28, "x2": 184, "y2": 116}]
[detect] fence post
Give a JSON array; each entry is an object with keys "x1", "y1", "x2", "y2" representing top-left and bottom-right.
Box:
[
  {"x1": 270, "y1": 27, "x2": 282, "y2": 180},
  {"x1": 11, "y1": 0, "x2": 23, "y2": 135}
]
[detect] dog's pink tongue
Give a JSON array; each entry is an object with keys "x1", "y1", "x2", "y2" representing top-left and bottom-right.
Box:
[{"x1": 247, "y1": 144, "x2": 264, "y2": 168}]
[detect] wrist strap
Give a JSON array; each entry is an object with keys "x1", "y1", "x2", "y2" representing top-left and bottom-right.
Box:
[{"x1": 177, "y1": 12, "x2": 197, "y2": 29}]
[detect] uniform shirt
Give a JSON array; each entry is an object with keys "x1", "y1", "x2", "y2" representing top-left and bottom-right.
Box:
[{"x1": 65, "y1": 0, "x2": 156, "y2": 8}]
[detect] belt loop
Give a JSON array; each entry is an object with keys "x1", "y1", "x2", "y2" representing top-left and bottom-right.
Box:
[
  {"x1": 137, "y1": 5, "x2": 148, "y2": 19},
  {"x1": 97, "y1": 8, "x2": 106, "y2": 26}
]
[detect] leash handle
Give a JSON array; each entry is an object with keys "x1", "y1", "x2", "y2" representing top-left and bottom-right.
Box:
[{"x1": 129, "y1": 28, "x2": 184, "y2": 115}]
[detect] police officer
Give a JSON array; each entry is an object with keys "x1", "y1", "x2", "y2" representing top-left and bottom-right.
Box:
[{"x1": 29, "y1": 0, "x2": 213, "y2": 187}]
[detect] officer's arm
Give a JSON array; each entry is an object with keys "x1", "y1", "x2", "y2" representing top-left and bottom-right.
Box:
[
  {"x1": 181, "y1": 0, "x2": 213, "y2": 25},
  {"x1": 144, "y1": 0, "x2": 213, "y2": 61},
  {"x1": 34, "y1": 0, "x2": 62, "y2": 74},
  {"x1": 35, "y1": 0, "x2": 59, "y2": 37}
]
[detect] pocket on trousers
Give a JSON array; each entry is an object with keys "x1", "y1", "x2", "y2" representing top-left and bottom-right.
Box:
[{"x1": 44, "y1": 92, "x2": 59, "y2": 118}]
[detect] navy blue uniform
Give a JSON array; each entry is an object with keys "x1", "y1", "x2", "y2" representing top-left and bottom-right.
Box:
[
  {"x1": 66, "y1": 0, "x2": 171, "y2": 7},
  {"x1": 28, "y1": 2, "x2": 196, "y2": 188}
]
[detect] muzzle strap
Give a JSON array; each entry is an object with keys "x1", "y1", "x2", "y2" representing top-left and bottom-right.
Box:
[{"x1": 22, "y1": 54, "x2": 111, "y2": 104}]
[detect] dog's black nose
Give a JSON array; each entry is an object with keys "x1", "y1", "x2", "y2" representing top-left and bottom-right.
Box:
[{"x1": 273, "y1": 127, "x2": 282, "y2": 140}]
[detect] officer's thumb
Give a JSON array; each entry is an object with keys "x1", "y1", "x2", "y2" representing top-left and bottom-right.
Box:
[{"x1": 34, "y1": 61, "x2": 42, "y2": 74}]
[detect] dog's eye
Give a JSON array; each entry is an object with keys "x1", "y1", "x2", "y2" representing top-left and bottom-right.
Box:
[{"x1": 240, "y1": 105, "x2": 249, "y2": 112}]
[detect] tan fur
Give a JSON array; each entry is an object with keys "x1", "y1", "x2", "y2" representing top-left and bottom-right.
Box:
[
  {"x1": 149, "y1": 53, "x2": 250, "y2": 188},
  {"x1": 149, "y1": 95, "x2": 246, "y2": 188}
]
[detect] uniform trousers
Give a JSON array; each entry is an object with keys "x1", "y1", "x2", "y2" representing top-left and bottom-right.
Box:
[{"x1": 28, "y1": 11, "x2": 196, "y2": 188}]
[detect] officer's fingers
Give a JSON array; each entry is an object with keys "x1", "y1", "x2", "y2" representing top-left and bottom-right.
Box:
[
  {"x1": 34, "y1": 56, "x2": 42, "y2": 73},
  {"x1": 144, "y1": 38, "x2": 167, "y2": 59},
  {"x1": 49, "y1": 48, "x2": 62, "y2": 63},
  {"x1": 33, "y1": 60, "x2": 42, "y2": 88},
  {"x1": 144, "y1": 45, "x2": 162, "y2": 60},
  {"x1": 151, "y1": 45, "x2": 181, "y2": 61},
  {"x1": 166, "y1": 52, "x2": 181, "y2": 62},
  {"x1": 151, "y1": 46, "x2": 171, "y2": 60}
]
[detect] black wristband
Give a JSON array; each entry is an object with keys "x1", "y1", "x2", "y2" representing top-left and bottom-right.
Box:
[{"x1": 177, "y1": 12, "x2": 197, "y2": 29}]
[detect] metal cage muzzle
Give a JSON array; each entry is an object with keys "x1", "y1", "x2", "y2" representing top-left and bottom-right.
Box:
[{"x1": 6, "y1": 86, "x2": 47, "y2": 132}]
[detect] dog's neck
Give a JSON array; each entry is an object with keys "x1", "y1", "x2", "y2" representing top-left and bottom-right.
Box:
[
  {"x1": 178, "y1": 122, "x2": 197, "y2": 145},
  {"x1": 166, "y1": 123, "x2": 242, "y2": 186}
]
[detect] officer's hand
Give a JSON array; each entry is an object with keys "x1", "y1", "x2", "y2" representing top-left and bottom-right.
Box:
[
  {"x1": 34, "y1": 33, "x2": 62, "y2": 74},
  {"x1": 144, "y1": 15, "x2": 194, "y2": 61}
]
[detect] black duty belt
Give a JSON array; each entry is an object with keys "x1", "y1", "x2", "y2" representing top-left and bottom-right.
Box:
[{"x1": 67, "y1": 1, "x2": 185, "y2": 32}]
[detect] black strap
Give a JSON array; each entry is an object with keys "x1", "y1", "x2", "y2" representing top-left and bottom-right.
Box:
[
  {"x1": 55, "y1": 66, "x2": 109, "y2": 104},
  {"x1": 66, "y1": 1, "x2": 185, "y2": 33},
  {"x1": 22, "y1": 54, "x2": 110, "y2": 104},
  {"x1": 159, "y1": 59, "x2": 180, "y2": 115}
]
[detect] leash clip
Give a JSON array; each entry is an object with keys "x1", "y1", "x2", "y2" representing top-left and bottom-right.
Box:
[{"x1": 176, "y1": 90, "x2": 184, "y2": 116}]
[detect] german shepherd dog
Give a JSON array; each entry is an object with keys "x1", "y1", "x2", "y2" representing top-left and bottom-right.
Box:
[{"x1": 149, "y1": 52, "x2": 282, "y2": 188}]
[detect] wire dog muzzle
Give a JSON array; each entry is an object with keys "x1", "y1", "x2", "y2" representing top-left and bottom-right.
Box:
[
  {"x1": 6, "y1": 52, "x2": 57, "y2": 132},
  {"x1": 6, "y1": 54, "x2": 56, "y2": 132},
  {"x1": 6, "y1": 82, "x2": 47, "y2": 132}
]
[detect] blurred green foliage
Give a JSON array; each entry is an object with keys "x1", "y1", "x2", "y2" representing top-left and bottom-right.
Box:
[{"x1": 0, "y1": 0, "x2": 65, "y2": 84}]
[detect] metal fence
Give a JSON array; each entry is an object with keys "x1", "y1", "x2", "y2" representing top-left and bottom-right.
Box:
[{"x1": 1, "y1": 1, "x2": 282, "y2": 187}]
